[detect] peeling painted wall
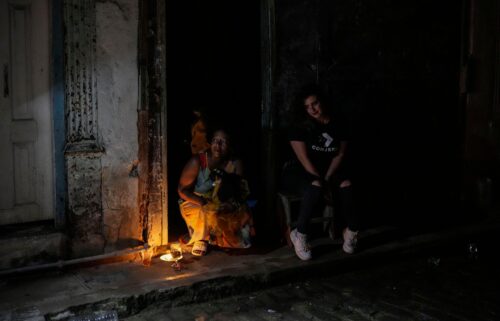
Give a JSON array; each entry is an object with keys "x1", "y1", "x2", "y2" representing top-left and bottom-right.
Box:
[{"x1": 96, "y1": 0, "x2": 141, "y2": 251}]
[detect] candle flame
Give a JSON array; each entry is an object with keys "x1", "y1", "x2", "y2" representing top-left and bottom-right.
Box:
[{"x1": 160, "y1": 253, "x2": 174, "y2": 262}]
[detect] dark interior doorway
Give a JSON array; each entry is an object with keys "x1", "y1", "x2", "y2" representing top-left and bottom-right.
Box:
[{"x1": 166, "y1": 1, "x2": 261, "y2": 242}]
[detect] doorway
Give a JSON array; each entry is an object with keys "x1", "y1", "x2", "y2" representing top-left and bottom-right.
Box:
[
  {"x1": 0, "y1": 0, "x2": 54, "y2": 225},
  {"x1": 166, "y1": 0, "x2": 261, "y2": 241}
]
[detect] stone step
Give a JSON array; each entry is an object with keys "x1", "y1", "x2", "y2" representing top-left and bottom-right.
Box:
[{"x1": 0, "y1": 221, "x2": 64, "y2": 270}]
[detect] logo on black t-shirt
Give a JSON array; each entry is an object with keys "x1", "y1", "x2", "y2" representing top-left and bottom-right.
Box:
[
  {"x1": 312, "y1": 132, "x2": 337, "y2": 152},
  {"x1": 321, "y1": 133, "x2": 333, "y2": 147}
]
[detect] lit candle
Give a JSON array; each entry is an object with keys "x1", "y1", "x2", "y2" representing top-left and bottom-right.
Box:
[{"x1": 160, "y1": 252, "x2": 174, "y2": 262}]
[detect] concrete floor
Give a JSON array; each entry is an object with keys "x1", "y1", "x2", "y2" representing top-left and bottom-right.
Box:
[
  {"x1": 125, "y1": 251, "x2": 500, "y2": 320},
  {"x1": 0, "y1": 219, "x2": 499, "y2": 321}
]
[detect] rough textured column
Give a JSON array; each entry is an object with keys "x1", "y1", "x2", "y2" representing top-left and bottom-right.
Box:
[
  {"x1": 64, "y1": 0, "x2": 99, "y2": 147},
  {"x1": 136, "y1": 0, "x2": 167, "y2": 251},
  {"x1": 63, "y1": 0, "x2": 104, "y2": 257},
  {"x1": 260, "y1": 0, "x2": 280, "y2": 240}
]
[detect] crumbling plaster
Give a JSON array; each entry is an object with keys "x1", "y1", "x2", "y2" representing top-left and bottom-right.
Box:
[{"x1": 95, "y1": 0, "x2": 141, "y2": 250}]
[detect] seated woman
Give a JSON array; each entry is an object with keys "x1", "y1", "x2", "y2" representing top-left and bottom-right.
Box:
[
  {"x1": 286, "y1": 84, "x2": 358, "y2": 261},
  {"x1": 178, "y1": 128, "x2": 255, "y2": 256}
]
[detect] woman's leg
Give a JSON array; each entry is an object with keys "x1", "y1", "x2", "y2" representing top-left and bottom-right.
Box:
[
  {"x1": 281, "y1": 164, "x2": 322, "y2": 234},
  {"x1": 282, "y1": 165, "x2": 323, "y2": 235},
  {"x1": 336, "y1": 180, "x2": 359, "y2": 254},
  {"x1": 296, "y1": 183, "x2": 322, "y2": 234},
  {"x1": 179, "y1": 201, "x2": 208, "y2": 244},
  {"x1": 337, "y1": 180, "x2": 358, "y2": 231}
]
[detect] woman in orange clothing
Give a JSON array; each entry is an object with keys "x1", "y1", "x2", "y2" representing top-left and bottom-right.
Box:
[{"x1": 178, "y1": 128, "x2": 254, "y2": 256}]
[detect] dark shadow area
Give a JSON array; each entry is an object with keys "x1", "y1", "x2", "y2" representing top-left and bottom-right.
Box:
[
  {"x1": 329, "y1": 1, "x2": 465, "y2": 231},
  {"x1": 274, "y1": 0, "x2": 467, "y2": 236},
  {"x1": 312, "y1": 243, "x2": 340, "y2": 258},
  {"x1": 166, "y1": 1, "x2": 261, "y2": 242},
  {"x1": 0, "y1": 220, "x2": 56, "y2": 239},
  {"x1": 212, "y1": 240, "x2": 281, "y2": 256}
]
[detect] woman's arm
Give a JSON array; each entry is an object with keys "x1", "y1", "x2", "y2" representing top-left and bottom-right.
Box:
[
  {"x1": 231, "y1": 159, "x2": 250, "y2": 201},
  {"x1": 325, "y1": 141, "x2": 347, "y2": 181},
  {"x1": 178, "y1": 156, "x2": 207, "y2": 206},
  {"x1": 217, "y1": 158, "x2": 247, "y2": 212},
  {"x1": 290, "y1": 140, "x2": 322, "y2": 185},
  {"x1": 231, "y1": 159, "x2": 244, "y2": 176}
]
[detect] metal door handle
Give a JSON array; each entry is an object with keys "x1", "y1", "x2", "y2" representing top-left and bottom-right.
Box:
[{"x1": 3, "y1": 64, "x2": 8, "y2": 98}]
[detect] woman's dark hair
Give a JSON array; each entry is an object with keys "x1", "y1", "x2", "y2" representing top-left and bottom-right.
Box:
[
  {"x1": 292, "y1": 83, "x2": 333, "y2": 126},
  {"x1": 201, "y1": 110, "x2": 240, "y2": 157},
  {"x1": 207, "y1": 125, "x2": 239, "y2": 157},
  {"x1": 205, "y1": 114, "x2": 231, "y2": 140},
  {"x1": 207, "y1": 127, "x2": 231, "y2": 145}
]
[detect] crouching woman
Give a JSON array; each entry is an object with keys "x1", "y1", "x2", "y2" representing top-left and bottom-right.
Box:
[{"x1": 178, "y1": 128, "x2": 255, "y2": 256}]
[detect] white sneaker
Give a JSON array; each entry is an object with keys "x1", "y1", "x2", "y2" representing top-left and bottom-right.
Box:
[
  {"x1": 290, "y1": 229, "x2": 312, "y2": 261},
  {"x1": 342, "y1": 228, "x2": 358, "y2": 254}
]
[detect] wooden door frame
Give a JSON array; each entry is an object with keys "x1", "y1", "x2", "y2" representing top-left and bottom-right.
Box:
[
  {"x1": 260, "y1": 0, "x2": 279, "y2": 235},
  {"x1": 138, "y1": 0, "x2": 168, "y2": 246},
  {"x1": 155, "y1": 0, "x2": 278, "y2": 242}
]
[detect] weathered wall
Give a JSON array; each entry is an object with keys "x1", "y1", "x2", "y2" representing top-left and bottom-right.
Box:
[
  {"x1": 96, "y1": 0, "x2": 141, "y2": 251},
  {"x1": 274, "y1": 0, "x2": 463, "y2": 226},
  {"x1": 64, "y1": 0, "x2": 105, "y2": 257},
  {"x1": 461, "y1": 0, "x2": 500, "y2": 217}
]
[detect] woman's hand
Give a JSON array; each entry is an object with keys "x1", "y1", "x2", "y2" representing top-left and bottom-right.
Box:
[
  {"x1": 324, "y1": 141, "x2": 347, "y2": 180},
  {"x1": 290, "y1": 141, "x2": 321, "y2": 179},
  {"x1": 199, "y1": 196, "x2": 208, "y2": 206}
]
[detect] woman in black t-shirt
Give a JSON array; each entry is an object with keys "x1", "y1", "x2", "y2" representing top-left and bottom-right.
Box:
[{"x1": 286, "y1": 84, "x2": 358, "y2": 260}]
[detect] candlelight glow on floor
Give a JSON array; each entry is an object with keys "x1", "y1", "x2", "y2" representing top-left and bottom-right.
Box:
[
  {"x1": 160, "y1": 243, "x2": 185, "y2": 271},
  {"x1": 164, "y1": 272, "x2": 197, "y2": 281},
  {"x1": 160, "y1": 253, "x2": 174, "y2": 262}
]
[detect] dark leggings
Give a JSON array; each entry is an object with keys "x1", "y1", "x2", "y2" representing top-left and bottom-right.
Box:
[
  {"x1": 296, "y1": 183, "x2": 358, "y2": 234},
  {"x1": 296, "y1": 184, "x2": 322, "y2": 234},
  {"x1": 335, "y1": 184, "x2": 358, "y2": 232},
  {"x1": 281, "y1": 165, "x2": 358, "y2": 235}
]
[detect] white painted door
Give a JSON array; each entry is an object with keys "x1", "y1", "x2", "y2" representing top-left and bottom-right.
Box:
[{"x1": 0, "y1": 0, "x2": 54, "y2": 225}]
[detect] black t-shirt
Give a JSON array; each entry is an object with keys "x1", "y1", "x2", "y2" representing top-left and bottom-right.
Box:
[{"x1": 288, "y1": 120, "x2": 347, "y2": 176}]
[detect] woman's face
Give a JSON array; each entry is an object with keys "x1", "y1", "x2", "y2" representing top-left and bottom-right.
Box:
[
  {"x1": 304, "y1": 95, "x2": 323, "y2": 120},
  {"x1": 210, "y1": 130, "x2": 230, "y2": 159}
]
